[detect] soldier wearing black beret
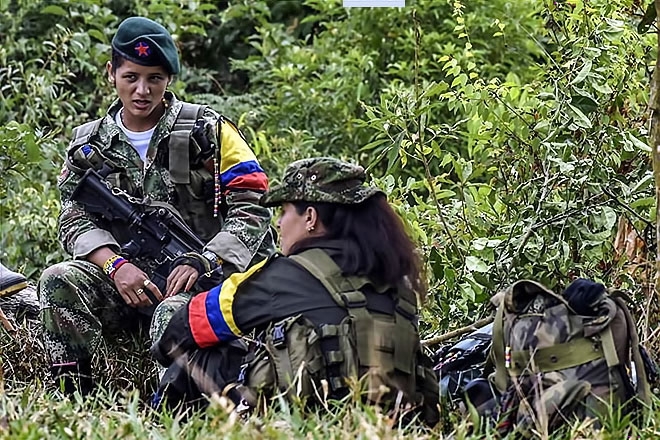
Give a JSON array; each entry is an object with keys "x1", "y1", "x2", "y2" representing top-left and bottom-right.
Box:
[{"x1": 38, "y1": 16, "x2": 274, "y2": 396}]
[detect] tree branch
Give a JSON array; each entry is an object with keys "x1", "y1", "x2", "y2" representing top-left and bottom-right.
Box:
[{"x1": 421, "y1": 316, "x2": 494, "y2": 346}]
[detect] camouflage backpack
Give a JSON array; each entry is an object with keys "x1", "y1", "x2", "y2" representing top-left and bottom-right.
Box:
[
  {"x1": 241, "y1": 249, "x2": 440, "y2": 425},
  {"x1": 483, "y1": 279, "x2": 652, "y2": 437}
]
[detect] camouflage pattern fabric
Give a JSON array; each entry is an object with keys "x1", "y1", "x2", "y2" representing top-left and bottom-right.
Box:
[
  {"x1": 39, "y1": 260, "x2": 148, "y2": 364},
  {"x1": 149, "y1": 292, "x2": 191, "y2": 349},
  {"x1": 260, "y1": 157, "x2": 382, "y2": 207},
  {"x1": 40, "y1": 92, "x2": 274, "y2": 368}
]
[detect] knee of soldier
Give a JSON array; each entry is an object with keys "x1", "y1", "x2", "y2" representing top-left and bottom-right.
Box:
[
  {"x1": 150, "y1": 294, "x2": 191, "y2": 343},
  {"x1": 38, "y1": 262, "x2": 80, "y2": 304},
  {"x1": 155, "y1": 294, "x2": 190, "y2": 316}
]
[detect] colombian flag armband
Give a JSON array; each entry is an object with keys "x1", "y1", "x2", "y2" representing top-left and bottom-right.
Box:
[{"x1": 188, "y1": 257, "x2": 269, "y2": 347}]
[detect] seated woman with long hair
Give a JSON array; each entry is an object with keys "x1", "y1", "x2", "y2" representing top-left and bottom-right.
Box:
[{"x1": 152, "y1": 156, "x2": 438, "y2": 424}]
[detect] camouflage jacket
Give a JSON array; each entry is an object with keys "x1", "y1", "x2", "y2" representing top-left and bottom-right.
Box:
[{"x1": 57, "y1": 92, "x2": 275, "y2": 275}]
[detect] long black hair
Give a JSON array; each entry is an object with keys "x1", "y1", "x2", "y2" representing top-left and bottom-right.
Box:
[{"x1": 289, "y1": 193, "x2": 427, "y2": 299}]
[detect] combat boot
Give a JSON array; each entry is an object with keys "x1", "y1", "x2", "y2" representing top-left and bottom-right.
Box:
[{"x1": 0, "y1": 263, "x2": 27, "y2": 297}]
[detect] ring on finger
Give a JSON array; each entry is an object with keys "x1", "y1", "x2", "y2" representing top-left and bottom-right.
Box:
[
  {"x1": 143, "y1": 279, "x2": 152, "y2": 287},
  {"x1": 137, "y1": 288, "x2": 145, "y2": 295}
]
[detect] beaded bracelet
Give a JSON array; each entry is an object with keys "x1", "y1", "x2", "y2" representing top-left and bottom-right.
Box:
[{"x1": 103, "y1": 255, "x2": 128, "y2": 280}]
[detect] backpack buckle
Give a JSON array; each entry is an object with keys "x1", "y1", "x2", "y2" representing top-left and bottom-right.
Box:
[{"x1": 271, "y1": 323, "x2": 286, "y2": 348}]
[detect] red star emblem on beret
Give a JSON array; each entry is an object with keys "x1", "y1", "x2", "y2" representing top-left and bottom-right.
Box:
[{"x1": 134, "y1": 41, "x2": 150, "y2": 57}]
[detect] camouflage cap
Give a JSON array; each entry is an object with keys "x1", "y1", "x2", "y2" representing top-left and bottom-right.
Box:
[
  {"x1": 112, "y1": 17, "x2": 180, "y2": 75},
  {"x1": 260, "y1": 157, "x2": 383, "y2": 207}
]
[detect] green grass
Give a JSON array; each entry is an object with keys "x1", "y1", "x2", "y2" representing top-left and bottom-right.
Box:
[
  {"x1": 2, "y1": 319, "x2": 660, "y2": 439},
  {"x1": 0, "y1": 385, "x2": 444, "y2": 440}
]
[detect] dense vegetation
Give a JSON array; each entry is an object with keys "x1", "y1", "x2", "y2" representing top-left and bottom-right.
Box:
[{"x1": 1, "y1": 0, "x2": 659, "y2": 438}]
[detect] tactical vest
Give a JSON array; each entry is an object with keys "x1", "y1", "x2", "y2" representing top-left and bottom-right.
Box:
[
  {"x1": 242, "y1": 249, "x2": 440, "y2": 425},
  {"x1": 68, "y1": 103, "x2": 222, "y2": 242},
  {"x1": 486, "y1": 280, "x2": 651, "y2": 437}
]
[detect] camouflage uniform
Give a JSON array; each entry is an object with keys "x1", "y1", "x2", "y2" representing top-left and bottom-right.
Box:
[{"x1": 39, "y1": 92, "x2": 275, "y2": 368}]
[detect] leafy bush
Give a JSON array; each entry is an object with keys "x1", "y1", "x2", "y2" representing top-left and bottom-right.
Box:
[{"x1": 2, "y1": 1, "x2": 660, "y2": 437}]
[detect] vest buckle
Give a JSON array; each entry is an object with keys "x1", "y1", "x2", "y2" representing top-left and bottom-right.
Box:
[{"x1": 272, "y1": 323, "x2": 286, "y2": 348}]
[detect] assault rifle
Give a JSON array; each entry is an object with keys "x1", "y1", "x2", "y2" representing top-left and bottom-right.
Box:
[{"x1": 71, "y1": 163, "x2": 221, "y2": 300}]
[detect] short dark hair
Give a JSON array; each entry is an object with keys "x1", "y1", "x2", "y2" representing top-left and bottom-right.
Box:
[
  {"x1": 110, "y1": 50, "x2": 127, "y2": 74},
  {"x1": 290, "y1": 194, "x2": 427, "y2": 299}
]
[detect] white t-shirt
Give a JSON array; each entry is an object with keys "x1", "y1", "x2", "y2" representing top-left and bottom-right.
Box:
[{"x1": 115, "y1": 110, "x2": 155, "y2": 163}]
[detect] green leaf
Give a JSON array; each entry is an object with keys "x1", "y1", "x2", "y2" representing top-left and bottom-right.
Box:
[
  {"x1": 571, "y1": 93, "x2": 598, "y2": 114},
  {"x1": 24, "y1": 137, "x2": 40, "y2": 162},
  {"x1": 454, "y1": 158, "x2": 473, "y2": 183},
  {"x1": 41, "y1": 5, "x2": 67, "y2": 16},
  {"x1": 386, "y1": 138, "x2": 400, "y2": 171},
  {"x1": 440, "y1": 153, "x2": 453, "y2": 167},
  {"x1": 459, "y1": 283, "x2": 476, "y2": 302},
  {"x1": 570, "y1": 59, "x2": 592, "y2": 85},
  {"x1": 626, "y1": 133, "x2": 651, "y2": 152},
  {"x1": 465, "y1": 256, "x2": 489, "y2": 273},
  {"x1": 435, "y1": 189, "x2": 456, "y2": 199},
  {"x1": 568, "y1": 104, "x2": 592, "y2": 128},
  {"x1": 592, "y1": 82, "x2": 613, "y2": 95},
  {"x1": 473, "y1": 237, "x2": 489, "y2": 251},
  {"x1": 444, "y1": 266, "x2": 456, "y2": 290},
  {"x1": 87, "y1": 29, "x2": 106, "y2": 43},
  {"x1": 360, "y1": 138, "x2": 389, "y2": 152},
  {"x1": 630, "y1": 197, "x2": 655, "y2": 210},
  {"x1": 602, "y1": 206, "x2": 617, "y2": 231}
]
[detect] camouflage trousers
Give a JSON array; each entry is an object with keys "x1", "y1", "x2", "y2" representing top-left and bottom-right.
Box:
[
  {"x1": 149, "y1": 291, "x2": 191, "y2": 345},
  {"x1": 38, "y1": 260, "x2": 153, "y2": 366},
  {"x1": 149, "y1": 291, "x2": 192, "y2": 378}
]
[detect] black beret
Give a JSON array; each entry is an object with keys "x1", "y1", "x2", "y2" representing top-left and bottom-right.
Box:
[{"x1": 111, "y1": 17, "x2": 180, "y2": 75}]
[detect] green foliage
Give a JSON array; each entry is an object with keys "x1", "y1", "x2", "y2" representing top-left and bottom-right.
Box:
[
  {"x1": 220, "y1": 0, "x2": 655, "y2": 333},
  {"x1": 2, "y1": 0, "x2": 660, "y2": 436},
  {"x1": 2, "y1": 0, "x2": 657, "y2": 330},
  {"x1": 1, "y1": 372, "x2": 659, "y2": 438}
]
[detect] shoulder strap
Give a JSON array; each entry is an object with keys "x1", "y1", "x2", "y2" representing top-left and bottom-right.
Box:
[
  {"x1": 289, "y1": 249, "x2": 370, "y2": 311},
  {"x1": 173, "y1": 102, "x2": 207, "y2": 132},
  {"x1": 70, "y1": 118, "x2": 103, "y2": 149},
  {"x1": 610, "y1": 292, "x2": 652, "y2": 405},
  {"x1": 168, "y1": 102, "x2": 207, "y2": 184},
  {"x1": 290, "y1": 249, "x2": 418, "y2": 374},
  {"x1": 490, "y1": 302, "x2": 509, "y2": 393}
]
